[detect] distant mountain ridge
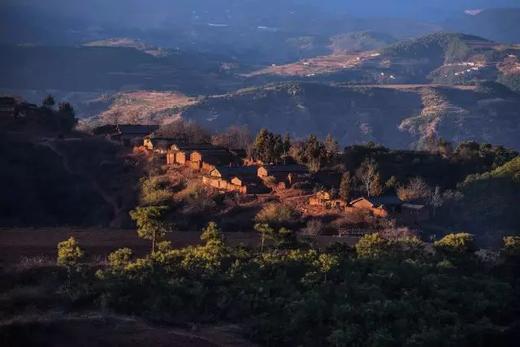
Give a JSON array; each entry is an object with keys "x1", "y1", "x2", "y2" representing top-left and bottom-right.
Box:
[
  {"x1": 251, "y1": 32, "x2": 520, "y2": 90},
  {"x1": 86, "y1": 81, "x2": 520, "y2": 150}
]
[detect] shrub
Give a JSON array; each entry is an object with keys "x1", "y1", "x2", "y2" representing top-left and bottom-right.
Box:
[
  {"x1": 201, "y1": 221, "x2": 224, "y2": 247},
  {"x1": 177, "y1": 182, "x2": 217, "y2": 213},
  {"x1": 255, "y1": 203, "x2": 298, "y2": 228},
  {"x1": 502, "y1": 236, "x2": 520, "y2": 259},
  {"x1": 397, "y1": 177, "x2": 432, "y2": 202},
  {"x1": 129, "y1": 206, "x2": 172, "y2": 253},
  {"x1": 355, "y1": 233, "x2": 393, "y2": 259},
  {"x1": 434, "y1": 233, "x2": 476, "y2": 257},
  {"x1": 108, "y1": 248, "x2": 133, "y2": 268},
  {"x1": 57, "y1": 237, "x2": 85, "y2": 266},
  {"x1": 139, "y1": 176, "x2": 172, "y2": 206}
]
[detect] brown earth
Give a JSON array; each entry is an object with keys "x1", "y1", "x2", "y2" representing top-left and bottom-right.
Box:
[
  {"x1": 0, "y1": 228, "x2": 358, "y2": 265},
  {"x1": 1, "y1": 314, "x2": 225, "y2": 347},
  {"x1": 94, "y1": 91, "x2": 198, "y2": 125},
  {"x1": 245, "y1": 51, "x2": 376, "y2": 77}
]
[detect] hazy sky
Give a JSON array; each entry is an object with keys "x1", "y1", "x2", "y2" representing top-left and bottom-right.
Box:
[{"x1": 4, "y1": 0, "x2": 520, "y2": 26}]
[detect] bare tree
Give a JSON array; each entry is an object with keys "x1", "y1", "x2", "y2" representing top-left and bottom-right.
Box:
[
  {"x1": 397, "y1": 177, "x2": 432, "y2": 202},
  {"x1": 157, "y1": 119, "x2": 211, "y2": 144},
  {"x1": 356, "y1": 158, "x2": 382, "y2": 197},
  {"x1": 211, "y1": 125, "x2": 253, "y2": 149}
]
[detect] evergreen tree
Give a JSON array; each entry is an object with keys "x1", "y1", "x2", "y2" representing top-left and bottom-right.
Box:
[
  {"x1": 339, "y1": 171, "x2": 352, "y2": 202},
  {"x1": 130, "y1": 206, "x2": 172, "y2": 253},
  {"x1": 42, "y1": 95, "x2": 55, "y2": 108}
]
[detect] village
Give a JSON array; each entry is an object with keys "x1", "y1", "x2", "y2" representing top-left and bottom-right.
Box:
[{"x1": 104, "y1": 123, "x2": 432, "y2": 238}]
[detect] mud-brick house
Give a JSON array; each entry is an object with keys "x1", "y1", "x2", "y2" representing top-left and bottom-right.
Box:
[
  {"x1": 347, "y1": 196, "x2": 403, "y2": 218},
  {"x1": 112, "y1": 124, "x2": 160, "y2": 146},
  {"x1": 400, "y1": 203, "x2": 430, "y2": 225},
  {"x1": 309, "y1": 191, "x2": 347, "y2": 209},
  {"x1": 167, "y1": 143, "x2": 217, "y2": 166},
  {"x1": 257, "y1": 164, "x2": 309, "y2": 186},
  {"x1": 203, "y1": 166, "x2": 266, "y2": 194},
  {"x1": 189, "y1": 148, "x2": 237, "y2": 172}
]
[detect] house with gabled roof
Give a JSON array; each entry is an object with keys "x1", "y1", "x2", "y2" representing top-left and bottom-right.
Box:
[
  {"x1": 167, "y1": 143, "x2": 217, "y2": 166},
  {"x1": 202, "y1": 166, "x2": 267, "y2": 194},
  {"x1": 348, "y1": 196, "x2": 403, "y2": 218},
  {"x1": 309, "y1": 191, "x2": 347, "y2": 210},
  {"x1": 257, "y1": 164, "x2": 309, "y2": 186},
  {"x1": 190, "y1": 149, "x2": 238, "y2": 172}
]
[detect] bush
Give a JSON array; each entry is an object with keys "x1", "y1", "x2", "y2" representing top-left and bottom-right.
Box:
[
  {"x1": 139, "y1": 176, "x2": 172, "y2": 206},
  {"x1": 177, "y1": 182, "x2": 217, "y2": 214},
  {"x1": 57, "y1": 237, "x2": 85, "y2": 266},
  {"x1": 434, "y1": 233, "x2": 476, "y2": 257},
  {"x1": 108, "y1": 248, "x2": 133, "y2": 268},
  {"x1": 255, "y1": 203, "x2": 298, "y2": 228},
  {"x1": 355, "y1": 233, "x2": 393, "y2": 259},
  {"x1": 502, "y1": 236, "x2": 520, "y2": 259}
]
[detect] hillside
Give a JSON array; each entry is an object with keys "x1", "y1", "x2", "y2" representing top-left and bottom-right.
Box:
[
  {"x1": 90, "y1": 82, "x2": 520, "y2": 150},
  {"x1": 249, "y1": 33, "x2": 520, "y2": 87},
  {"x1": 184, "y1": 82, "x2": 520, "y2": 149},
  {"x1": 435, "y1": 157, "x2": 520, "y2": 239},
  {"x1": 329, "y1": 31, "x2": 397, "y2": 54},
  {"x1": 83, "y1": 38, "x2": 167, "y2": 57},
  {"x1": 0, "y1": 45, "x2": 244, "y2": 95},
  {"x1": 0, "y1": 101, "x2": 140, "y2": 227}
]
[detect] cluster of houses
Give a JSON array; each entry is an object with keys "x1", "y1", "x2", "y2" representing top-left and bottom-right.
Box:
[
  {"x1": 107, "y1": 129, "x2": 309, "y2": 195},
  {"x1": 164, "y1": 141, "x2": 310, "y2": 195},
  {"x1": 101, "y1": 125, "x2": 430, "y2": 226},
  {"x1": 309, "y1": 191, "x2": 429, "y2": 225}
]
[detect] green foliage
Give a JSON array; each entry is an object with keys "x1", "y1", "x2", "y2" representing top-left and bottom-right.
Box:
[
  {"x1": 291, "y1": 134, "x2": 333, "y2": 172},
  {"x1": 57, "y1": 102, "x2": 77, "y2": 132},
  {"x1": 129, "y1": 206, "x2": 172, "y2": 253},
  {"x1": 201, "y1": 221, "x2": 224, "y2": 247},
  {"x1": 139, "y1": 176, "x2": 172, "y2": 206},
  {"x1": 252, "y1": 128, "x2": 289, "y2": 164},
  {"x1": 434, "y1": 233, "x2": 477, "y2": 257},
  {"x1": 108, "y1": 248, "x2": 133, "y2": 268},
  {"x1": 355, "y1": 233, "x2": 392, "y2": 259},
  {"x1": 255, "y1": 203, "x2": 298, "y2": 228},
  {"x1": 451, "y1": 157, "x2": 520, "y2": 232},
  {"x1": 92, "y1": 233, "x2": 517, "y2": 347},
  {"x1": 42, "y1": 95, "x2": 55, "y2": 107},
  {"x1": 254, "y1": 223, "x2": 275, "y2": 252},
  {"x1": 502, "y1": 236, "x2": 520, "y2": 260},
  {"x1": 383, "y1": 32, "x2": 473, "y2": 63},
  {"x1": 57, "y1": 237, "x2": 85, "y2": 266}
]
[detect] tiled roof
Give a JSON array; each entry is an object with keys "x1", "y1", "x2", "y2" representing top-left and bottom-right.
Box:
[{"x1": 212, "y1": 166, "x2": 258, "y2": 179}]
